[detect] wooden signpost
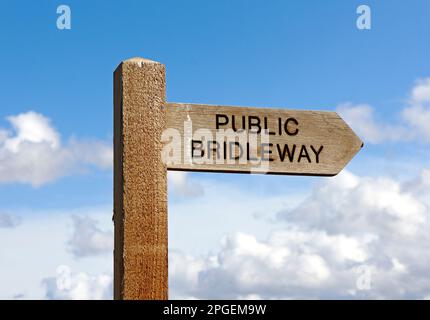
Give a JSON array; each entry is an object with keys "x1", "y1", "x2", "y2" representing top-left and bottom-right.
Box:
[{"x1": 113, "y1": 57, "x2": 363, "y2": 300}]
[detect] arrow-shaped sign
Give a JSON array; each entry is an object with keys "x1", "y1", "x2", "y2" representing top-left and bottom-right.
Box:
[{"x1": 163, "y1": 103, "x2": 363, "y2": 176}]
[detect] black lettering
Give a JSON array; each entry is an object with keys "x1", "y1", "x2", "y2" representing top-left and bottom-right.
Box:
[
  {"x1": 232, "y1": 115, "x2": 246, "y2": 132},
  {"x1": 248, "y1": 116, "x2": 261, "y2": 133},
  {"x1": 229, "y1": 141, "x2": 243, "y2": 160},
  {"x1": 246, "y1": 142, "x2": 258, "y2": 161},
  {"x1": 207, "y1": 140, "x2": 220, "y2": 159},
  {"x1": 232, "y1": 115, "x2": 238, "y2": 132},
  {"x1": 191, "y1": 140, "x2": 204, "y2": 158},
  {"x1": 298, "y1": 145, "x2": 311, "y2": 163},
  {"x1": 216, "y1": 114, "x2": 229, "y2": 129},
  {"x1": 261, "y1": 143, "x2": 274, "y2": 161},
  {"x1": 310, "y1": 145, "x2": 323, "y2": 163},
  {"x1": 285, "y1": 118, "x2": 299, "y2": 136},
  {"x1": 264, "y1": 117, "x2": 276, "y2": 135},
  {"x1": 277, "y1": 144, "x2": 296, "y2": 162}
]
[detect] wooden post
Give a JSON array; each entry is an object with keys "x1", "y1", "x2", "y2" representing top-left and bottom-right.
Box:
[{"x1": 114, "y1": 57, "x2": 168, "y2": 300}]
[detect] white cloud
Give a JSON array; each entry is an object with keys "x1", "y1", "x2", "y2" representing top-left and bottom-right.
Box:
[
  {"x1": 402, "y1": 104, "x2": 430, "y2": 142},
  {"x1": 2, "y1": 109, "x2": 430, "y2": 300},
  {"x1": 0, "y1": 212, "x2": 20, "y2": 228},
  {"x1": 169, "y1": 170, "x2": 430, "y2": 299},
  {"x1": 0, "y1": 111, "x2": 112, "y2": 186},
  {"x1": 168, "y1": 171, "x2": 204, "y2": 197},
  {"x1": 402, "y1": 78, "x2": 430, "y2": 142},
  {"x1": 391, "y1": 258, "x2": 407, "y2": 274},
  {"x1": 410, "y1": 78, "x2": 430, "y2": 104},
  {"x1": 338, "y1": 77, "x2": 430, "y2": 144},
  {"x1": 68, "y1": 215, "x2": 113, "y2": 258},
  {"x1": 337, "y1": 103, "x2": 410, "y2": 144},
  {"x1": 2, "y1": 170, "x2": 430, "y2": 299},
  {"x1": 404, "y1": 76, "x2": 430, "y2": 139},
  {"x1": 169, "y1": 250, "x2": 207, "y2": 298},
  {"x1": 279, "y1": 170, "x2": 426, "y2": 237},
  {"x1": 403, "y1": 168, "x2": 430, "y2": 197},
  {"x1": 68, "y1": 139, "x2": 113, "y2": 170},
  {"x1": 170, "y1": 228, "x2": 374, "y2": 299},
  {"x1": 4, "y1": 112, "x2": 60, "y2": 151},
  {"x1": 168, "y1": 177, "x2": 294, "y2": 256},
  {"x1": 42, "y1": 270, "x2": 112, "y2": 300},
  {"x1": 0, "y1": 207, "x2": 113, "y2": 299}
]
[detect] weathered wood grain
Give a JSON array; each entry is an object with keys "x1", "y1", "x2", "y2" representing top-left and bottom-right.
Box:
[
  {"x1": 164, "y1": 103, "x2": 363, "y2": 176},
  {"x1": 114, "y1": 58, "x2": 168, "y2": 300}
]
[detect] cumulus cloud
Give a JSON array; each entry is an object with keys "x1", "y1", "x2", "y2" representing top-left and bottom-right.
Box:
[
  {"x1": 403, "y1": 168, "x2": 430, "y2": 197},
  {"x1": 168, "y1": 171, "x2": 204, "y2": 197},
  {"x1": 0, "y1": 111, "x2": 112, "y2": 186},
  {"x1": 169, "y1": 170, "x2": 430, "y2": 299},
  {"x1": 170, "y1": 229, "x2": 374, "y2": 299},
  {"x1": 0, "y1": 212, "x2": 20, "y2": 228},
  {"x1": 410, "y1": 78, "x2": 430, "y2": 104},
  {"x1": 67, "y1": 139, "x2": 113, "y2": 170},
  {"x1": 337, "y1": 103, "x2": 410, "y2": 144},
  {"x1": 402, "y1": 78, "x2": 430, "y2": 142},
  {"x1": 42, "y1": 268, "x2": 112, "y2": 300},
  {"x1": 1, "y1": 170, "x2": 428, "y2": 299},
  {"x1": 338, "y1": 77, "x2": 430, "y2": 144},
  {"x1": 278, "y1": 170, "x2": 426, "y2": 237},
  {"x1": 0, "y1": 207, "x2": 113, "y2": 299},
  {"x1": 67, "y1": 215, "x2": 113, "y2": 258}
]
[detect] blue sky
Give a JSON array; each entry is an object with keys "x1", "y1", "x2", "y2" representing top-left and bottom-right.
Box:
[
  {"x1": 1, "y1": 0, "x2": 430, "y2": 299},
  {"x1": 1, "y1": 0, "x2": 429, "y2": 208}
]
